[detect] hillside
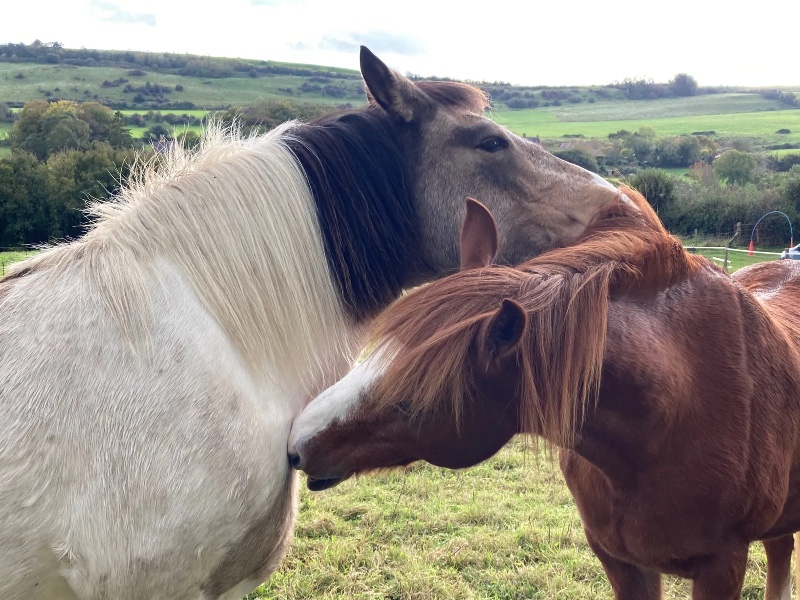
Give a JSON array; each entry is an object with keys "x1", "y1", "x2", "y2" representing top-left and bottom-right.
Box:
[{"x1": 1, "y1": 42, "x2": 799, "y2": 149}]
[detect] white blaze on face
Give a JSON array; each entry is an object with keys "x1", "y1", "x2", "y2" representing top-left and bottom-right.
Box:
[{"x1": 288, "y1": 348, "x2": 389, "y2": 453}]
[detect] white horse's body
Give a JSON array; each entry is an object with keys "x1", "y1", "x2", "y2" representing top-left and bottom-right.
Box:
[{"x1": 0, "y1": 126, "x2": 358, "y2": 599}]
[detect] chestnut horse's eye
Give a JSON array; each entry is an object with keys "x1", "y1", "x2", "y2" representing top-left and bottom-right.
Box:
[{"x1": 477, "y1": 137, "x2": 508, "y2": 153}]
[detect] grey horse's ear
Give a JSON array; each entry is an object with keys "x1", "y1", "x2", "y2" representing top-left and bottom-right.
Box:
[
  {"x1": 460, "y1": 198, "x2": 499, "y2": 270},
  {"x1": 360, "y1": 46, "x2": 431, "y2": 123}
]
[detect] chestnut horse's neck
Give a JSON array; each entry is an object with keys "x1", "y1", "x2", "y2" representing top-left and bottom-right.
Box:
[{"x1": 566, "y1": 257, "x2": 800, "y2": 493}]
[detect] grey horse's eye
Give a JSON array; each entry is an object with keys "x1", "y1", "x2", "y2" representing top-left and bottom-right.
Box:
[{"x1": 477, "y1": 137, "x2": 508, "y2": 153}]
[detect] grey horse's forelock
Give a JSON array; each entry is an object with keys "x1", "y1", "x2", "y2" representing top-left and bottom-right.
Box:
[{"x1": 7, "y1": 121, "x2": 361, "y2": 391}]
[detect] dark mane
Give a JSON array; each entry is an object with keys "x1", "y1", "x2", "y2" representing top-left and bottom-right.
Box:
[
  {"x1": 286, "y1": 107, "x2": 422, "y2": 320},
  {"x1": 370, "y1": 188, "x2": 709, "y2": 443},
  {"x1": 285, "y1": 79, "x2": 489, "y2": 321}
]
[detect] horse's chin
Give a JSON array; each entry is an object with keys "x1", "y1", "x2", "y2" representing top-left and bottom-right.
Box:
[{"x1": 306, "y1": 474, "x2": 351, "y2": 491}]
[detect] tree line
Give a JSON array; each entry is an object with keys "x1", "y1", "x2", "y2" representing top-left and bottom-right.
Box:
[
  {"x1": 0, "y1": 98, "x2": 337, "y2": 247},
  {"x1": 2, "y1": 95, "x2": 800, "y2": 250}
]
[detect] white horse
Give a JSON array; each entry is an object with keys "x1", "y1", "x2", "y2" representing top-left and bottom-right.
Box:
[{"x1": 0, "y1": 47, "x2": 621, "y2": 599}]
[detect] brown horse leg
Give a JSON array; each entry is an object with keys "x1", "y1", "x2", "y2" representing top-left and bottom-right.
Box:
[
  {"x1": 763, "y1": 535, "x2": 794, "y2": 600},
  {"x1": 691, "y1": 544, "x2": 748, "y2": 600},
  {"x1": 584, "y1": 530, "x2": 662, "y2": 599}
]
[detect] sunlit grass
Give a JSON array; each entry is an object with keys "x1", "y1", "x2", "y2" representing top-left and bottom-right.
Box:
[{"x1": 254, "y1": 440, "x2": 771, "y2": 599}]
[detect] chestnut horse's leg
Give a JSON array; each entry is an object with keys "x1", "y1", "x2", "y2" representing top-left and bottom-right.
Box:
[
  {"x1": 763, "y1": 535, "x2": 794, "y2": 600},
  {"x1": 584, "y1": 530, "x2": 662, "y2": 599},
  {"x1": 691, "y1": 544, "x2": 748, "y2": 600}
]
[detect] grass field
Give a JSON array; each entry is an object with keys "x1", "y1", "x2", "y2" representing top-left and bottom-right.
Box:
[
  {"x1": 0, "y1": 63, "x2": 365, "y2": 109},
  {"x1": 0, "y1": 250, "x2": 37, "y2": 275},
  {"x1": 493, "y1": 105, "x2": 800, "y2": 142},
  {"x1": 252, "y1": 439, "x2": 772, "y2": 599}
]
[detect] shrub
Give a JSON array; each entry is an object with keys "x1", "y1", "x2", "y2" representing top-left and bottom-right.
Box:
[
  {"x1": 713, "y1": 150, "x2": 758, "y2": 185},
  {"x1": 552, "y1": 148, "x2": 598, "y2": 173},
  {"x1": 630, "y1": 169, "x2": 675, "y2": 212}
]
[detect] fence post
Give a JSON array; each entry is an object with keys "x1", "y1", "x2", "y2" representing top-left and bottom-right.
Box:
[{"x1": 723, "y1": 247, "x2": 729, "y2": 272}]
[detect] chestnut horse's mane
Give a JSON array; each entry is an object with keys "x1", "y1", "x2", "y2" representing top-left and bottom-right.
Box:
[{"x1": 371, "y1": 187, "x2": 711, "y2": 445}]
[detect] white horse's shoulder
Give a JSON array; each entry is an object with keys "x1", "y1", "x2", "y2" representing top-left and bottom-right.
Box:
[{"x1": 0, "y1": 260, "x2": 300, "y2": 599}]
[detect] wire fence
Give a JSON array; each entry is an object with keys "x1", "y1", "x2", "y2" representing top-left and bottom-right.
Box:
[
  {"x1": 684, "y1": 246, "x2": 783, "y2": 273},
  {"x1": 0, "y1": 247, "x2": 788, "y2": 277}
]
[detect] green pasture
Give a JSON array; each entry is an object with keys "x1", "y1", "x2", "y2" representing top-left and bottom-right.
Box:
[
  {"x1": 0, "y1": 63, "x2": 364, "y2": 109},
  {"x1": 254, "y1": 439, "x2": 772, "y2": 599},
  {"x1": 493, "y1": 102, "x2": 800, "y2": 142},
  {"x1": 684, "y1": 247, "x2": 783, "y2": 273},
  {"x1": 0, "y1": 250, "x2": 37, "y2": 275},
  {"x1": 771, "y1": 148, "x2": 800, "y2": 157}
]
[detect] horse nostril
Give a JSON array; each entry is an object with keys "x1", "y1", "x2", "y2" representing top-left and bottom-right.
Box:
[{"x1": 288, "y1": 451, "x2": 302, "y2": 470}]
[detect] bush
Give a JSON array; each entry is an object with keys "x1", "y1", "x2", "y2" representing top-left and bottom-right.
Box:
[
  {"x1": 663, "y1": 180, "x2": 789, "y2": 242},
  {"x1": 713, "y1": 150, "x2": 757, "y2": 185},
  {"x1": 630, "y1": 169, "x2": 675, "y2": 212},
  {"x1": 552, "y1": 148, "x2": 598, "y2": 173}
]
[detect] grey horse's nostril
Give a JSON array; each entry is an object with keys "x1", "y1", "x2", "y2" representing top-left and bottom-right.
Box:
[{"x1": 288, "y1": 451, "x2": 302, "y2": 470}]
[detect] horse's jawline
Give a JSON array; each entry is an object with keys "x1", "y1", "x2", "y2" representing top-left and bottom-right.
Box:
[{"x1": 306, "y1": 475, "x2": 349, "y2": 491}]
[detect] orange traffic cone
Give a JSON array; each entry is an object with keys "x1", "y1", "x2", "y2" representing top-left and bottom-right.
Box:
[{"x1": 748, "y1": 239, "x2": 754, "y2": 256}]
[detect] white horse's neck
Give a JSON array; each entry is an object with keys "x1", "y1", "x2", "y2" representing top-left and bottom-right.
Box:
[{"x1": 19, "y1": 123, "x2": 362, "y2": 395}]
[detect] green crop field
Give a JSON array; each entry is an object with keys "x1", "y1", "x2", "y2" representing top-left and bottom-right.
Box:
[{"x1": 492, "y1": 104, "x2": 800, "y2": 142}]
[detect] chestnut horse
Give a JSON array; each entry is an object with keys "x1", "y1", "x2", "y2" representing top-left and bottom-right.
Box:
[
  {"x1": 290, "y1": 188, "x2": 800, "y2": 599},
  {"x1": 0, "y1": 48, "x2": 620, "y2": 600}
]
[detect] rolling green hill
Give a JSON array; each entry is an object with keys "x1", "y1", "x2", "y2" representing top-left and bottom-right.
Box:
[
  {"x1": 0, "y1": 61, "x2": 365, "y2": 110},
  {"x1": 1, "y1": 44, "x2": 798, "y2": 145}
]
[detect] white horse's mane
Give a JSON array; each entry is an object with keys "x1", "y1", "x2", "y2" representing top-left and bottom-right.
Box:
[{"x1": 7, "y1": 121, "x2": 359, "y2": 391}]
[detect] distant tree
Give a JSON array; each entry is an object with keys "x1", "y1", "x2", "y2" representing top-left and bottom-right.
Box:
[
  {"x1": 217, "y1": 99, "x2": 328, "y2": 133},
  {"x1": 0, "y1": 152, "x2": 50, "y2": 245},
  {"x1": 713, "y1": 149, "x2": 757, "y2": 185},
  {"x1": 636, "y1": 126, "x2": 657, "y2": 139},
  {"x1": 630, "y1": 169, "x2": 675, "y2": 212},
  {"x1": 10, "y1": 100, "x2": 132, "y2": 160},
  {"x1": 143, "y1": 123, "x2": 171, "y2": 142},
  {"x1": 628, "y1": 135, "x2": 655, "y2": 165},
  {"x1": 176, "y1": 130, "x2": 201, "y2": 150},
  {"x1": 45, "y1": 143, "x2": 138, "y2": 239},
  {"x1": 784, "y1": 174, "x2": 800, "y2": 213},
  {"x1": 653, "y1": 136, "x2": 701, "y2": 168},
  {"x1": 552, "y1": 148, "x2": 599, "y2": 173},
  {"x1": 669, "y1": 73, "x2": 698, "y2": 97}
]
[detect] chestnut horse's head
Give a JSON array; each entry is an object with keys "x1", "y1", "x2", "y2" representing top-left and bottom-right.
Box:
[{"x1": 288, "y1": 199, "x2": 529, "y2": 490}]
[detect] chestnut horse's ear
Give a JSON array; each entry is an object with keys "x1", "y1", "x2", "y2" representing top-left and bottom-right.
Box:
[
  {"x1": 360, "y1": 46, "x2": 431, "y2": 123},
  {"x1": 480, "y1": 299, "x2": 528, "y2": 363},
  {"x1": 460, "y1": 198, "x2": 499, "y2": 270}
]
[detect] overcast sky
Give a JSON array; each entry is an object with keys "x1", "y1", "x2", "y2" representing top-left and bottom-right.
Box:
[{"x1": 3, "y1": 0, "x2": 797, "y2": 87}]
